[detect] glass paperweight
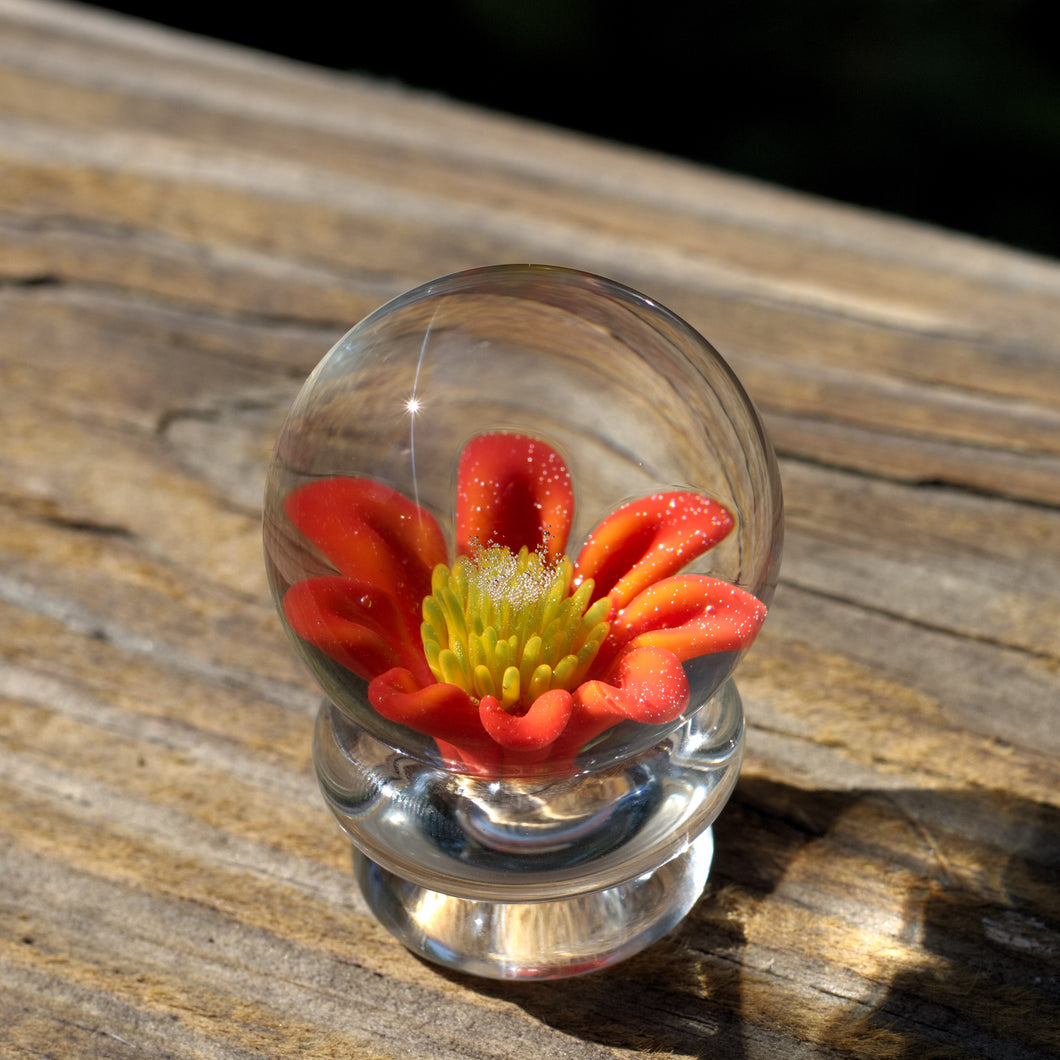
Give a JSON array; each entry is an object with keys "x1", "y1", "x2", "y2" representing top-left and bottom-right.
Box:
[{"x1": 263, "y1": 264, "x2": 782, "y2": 979}]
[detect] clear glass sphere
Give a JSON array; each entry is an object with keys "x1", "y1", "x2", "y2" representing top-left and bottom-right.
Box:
[{"x1": 263, "y1": 264, "x2": 782, "y2": 781}]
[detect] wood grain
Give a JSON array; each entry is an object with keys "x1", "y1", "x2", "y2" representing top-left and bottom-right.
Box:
[{"x1": 2, "y1": 1, "x2": 1058, "y2": 1057}]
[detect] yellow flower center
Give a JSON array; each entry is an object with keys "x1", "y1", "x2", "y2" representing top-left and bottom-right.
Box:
[{"x1": 421, "y1": 544, "x2": 611, "y2": 712}]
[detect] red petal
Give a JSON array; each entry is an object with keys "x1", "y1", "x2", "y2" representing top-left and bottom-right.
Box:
[
  {"x1": 614, "y1": 646, "x2": 690, "y2": 722},
  {"x1": 456, "y1": 433, "x2": 573, "y2": 561},
  {"x1": 433, "y1": 738, "x2": 502, "y2": 777},
  {"x1": 283, "y1": 577, "x2": 431, "y2": 683},
  {"x1": 573, "y1": 492, "x2": 734, "y2": 610},
  {"x1": 368, "y1": 668, "x2": 486, "y2": 743},
  {"x1": 606, "y1": 575, "x2": 767, "y2": 663},
  {"x1": 510, "y1": 644, "x2": 691, "y2": 771},
  {"x1": 544, "y1": 646, "x2": 688, "y2": 764},
  {"x1": 285, "y1": 477, "x2": 447, "y2": 607},
  {"x1": 575, "y1": 646, "x2": 689, "y2": 726},
  {"x1": 479, "y1": 690, "x2": 573, "y2": 750}
]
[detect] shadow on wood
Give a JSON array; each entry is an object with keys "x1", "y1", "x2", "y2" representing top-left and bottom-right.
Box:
[{"x1": 437, "y1": 777, "x2": 1060, "y2": 1059}]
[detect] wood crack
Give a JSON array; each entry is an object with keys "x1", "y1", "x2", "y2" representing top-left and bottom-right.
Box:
[
  {"x1": 774, "y1": 446, "x2": 1060, "y2": 511},
  {"x1": 779, "y1": 576, "x2": 1059, "y2": 664}
]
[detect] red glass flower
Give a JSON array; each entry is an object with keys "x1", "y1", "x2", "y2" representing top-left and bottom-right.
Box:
[{"x1": 283, "y1": 432, "x2": 766, "y2": 776}]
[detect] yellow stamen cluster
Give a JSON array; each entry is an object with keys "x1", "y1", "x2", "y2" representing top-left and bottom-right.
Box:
[{"x1": 421, "y1": 544, "x2": 610, "y2": 712}]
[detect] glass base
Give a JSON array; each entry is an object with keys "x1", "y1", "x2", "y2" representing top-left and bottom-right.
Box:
[
  {"x1": 316, "y1": 679, "x2": 744, "y2": 979},
  {"x1": 353, "y1": 826, "x2": 714, "y2": 980}
]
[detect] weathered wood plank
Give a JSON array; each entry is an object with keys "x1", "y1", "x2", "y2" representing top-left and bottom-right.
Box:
[{"x1": 1, "y1": 1, "x2": 1058, "y2": 1057}]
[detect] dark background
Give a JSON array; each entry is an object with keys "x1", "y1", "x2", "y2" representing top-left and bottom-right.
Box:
[{"x1": 94, "y1": 0, "x2": 1060, "y2": 259}]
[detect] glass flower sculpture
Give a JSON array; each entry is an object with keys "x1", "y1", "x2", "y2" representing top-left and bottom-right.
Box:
[
  {"x1": 282, "y1": 430, "x2": 766, "y2": 778},
  {"x1": 264, "y1": 265, "x2": 783, "y2": 978}
]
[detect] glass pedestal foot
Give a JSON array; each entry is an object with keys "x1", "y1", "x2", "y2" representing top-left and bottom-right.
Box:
[{"x1": 353, "y1": 826, "x2": 714, "y2": 980}]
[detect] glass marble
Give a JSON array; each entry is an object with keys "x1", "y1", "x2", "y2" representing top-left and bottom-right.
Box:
[{"x1": 263, "y1": 264, "x2": 783, "y2": 978}]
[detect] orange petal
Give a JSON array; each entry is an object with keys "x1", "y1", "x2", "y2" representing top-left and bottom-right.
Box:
[
  {"x1": 573, "y1": 492, "x2": 734, "y2": 610},
  {"x1": 456, "y1": 433, "x2": 573, "y2": 561},
  {"x1": 284, "y1": 577, "x2": 430, "y2": 682},
  {"x1": 285, "y1": 477, "x2": 447, "y2": 607},
  {"x1": 479, "y1": 689, "x2": 573, "y2": 750},
  {"x1": 607, "y1": 575, "x2": 767, "y2": 662}
]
